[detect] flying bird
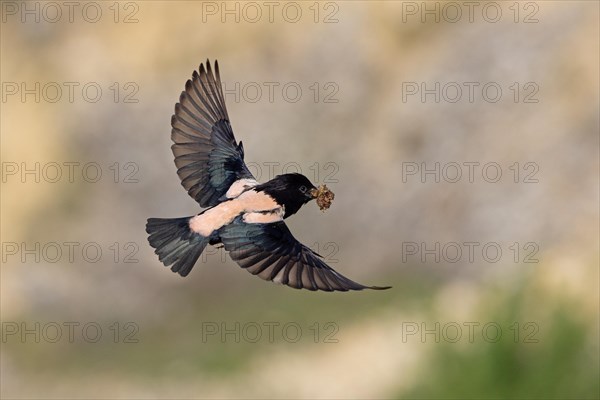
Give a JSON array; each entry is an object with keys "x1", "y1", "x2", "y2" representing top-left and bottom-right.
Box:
[{"x1": 146, "y1": 60, "x2": 390, "y2": 292}]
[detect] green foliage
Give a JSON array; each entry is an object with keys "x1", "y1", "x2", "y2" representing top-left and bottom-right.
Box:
[{"x1": 400, "y1": 288, "x2": 599, "y2": 399}]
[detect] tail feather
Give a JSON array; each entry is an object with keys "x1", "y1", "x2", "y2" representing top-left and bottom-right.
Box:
[{"x1": 146, "y1": 217, "x2": 208, "y2": 277}]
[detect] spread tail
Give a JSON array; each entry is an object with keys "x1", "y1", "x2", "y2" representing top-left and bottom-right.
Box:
[{"x1": 146, "y1": 217, "x2": 208, "y2": 277}]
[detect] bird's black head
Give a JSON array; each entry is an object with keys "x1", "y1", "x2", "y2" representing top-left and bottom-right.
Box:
[{"x1": 256, "y1": 173, "x2": 318, "y2": 218}]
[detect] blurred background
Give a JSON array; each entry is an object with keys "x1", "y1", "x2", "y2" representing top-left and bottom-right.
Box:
[{"x1": 1, "y1": 1, "x2": 598, "y2": 398}]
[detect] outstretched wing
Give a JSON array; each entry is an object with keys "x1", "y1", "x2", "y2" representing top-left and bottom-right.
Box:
[
  {"x1": 171, "y1": 60, "x2": 256, "y2": 207},
  {"x1": 219, "y1": 218, "x2": 391, "y2": 292}
]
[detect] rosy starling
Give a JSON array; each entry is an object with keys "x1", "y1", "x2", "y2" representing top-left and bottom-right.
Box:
[{"x1": 146, "y1": 60, "x2": 390, "y2": 292}]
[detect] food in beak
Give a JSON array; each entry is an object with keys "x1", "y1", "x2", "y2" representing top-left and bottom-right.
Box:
[{"x1": 310, "y1": 184, "x2": 335, "y2": 211}]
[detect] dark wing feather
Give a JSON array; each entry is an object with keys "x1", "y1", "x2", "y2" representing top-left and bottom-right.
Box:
[
  {"x1": 171, "y1": 60, "x2": 254, "y2": 207},
  {"x1": 219, "y1": 218, "x2": 391, "y2": 292}
]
